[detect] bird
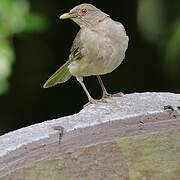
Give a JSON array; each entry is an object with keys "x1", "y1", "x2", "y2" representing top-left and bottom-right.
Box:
[{"x1": 43, "y1": 3, "x2": 129, "y2": 104}]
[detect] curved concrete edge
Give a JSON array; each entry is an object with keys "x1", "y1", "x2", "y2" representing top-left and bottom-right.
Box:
[{"x1": 0, "y1": 92, "x2": 180, "y2": 177}]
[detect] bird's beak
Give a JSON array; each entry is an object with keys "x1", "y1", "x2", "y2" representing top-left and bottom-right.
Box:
[{"x1": 59, "y1": 13, "x2": 71, "y2": 19}]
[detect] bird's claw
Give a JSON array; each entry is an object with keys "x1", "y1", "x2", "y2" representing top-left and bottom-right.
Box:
[
  {"x1": 83, "y1": 92, "x2": 124, "y2": 108},
  {"x1": 102, "y1": 92, "x2": 124, "y2": 99},
  {"x1": 84, "y1": 99, "x2": 97, "y2": 107},
  {"x1": 112, "y1": 92, "x2": 124, "y2": 97},
  {"x1": 83, "y1": 98, "x2": 108, "y2": 108},
  {"x1": 102, "y1": 93, "x2": 112, "y2": 99}
]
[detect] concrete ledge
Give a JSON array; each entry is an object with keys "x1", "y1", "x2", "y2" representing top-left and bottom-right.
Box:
[{"x1": 0, "y1": 92, "x2": 180, "y2": 179}]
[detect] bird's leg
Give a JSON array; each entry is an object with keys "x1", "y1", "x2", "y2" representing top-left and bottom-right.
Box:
[
  {"x1": 76, "y1": 77, "x2": 96, "y2": 104},
  {"x1": 97, "y1": 75, "x2": 124, "y2": 98},
  {"x1": 97, "y1": 75, "x2": 111, "y2": 98}
]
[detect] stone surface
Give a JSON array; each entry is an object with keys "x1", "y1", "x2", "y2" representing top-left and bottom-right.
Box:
[{"x1": 0, "y1": 92, "x2": 180, "y2": 179}]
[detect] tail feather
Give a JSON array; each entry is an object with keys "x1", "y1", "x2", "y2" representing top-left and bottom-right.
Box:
[{"x1": 43, "y1": 61, "x2": 72, "y2": 88}]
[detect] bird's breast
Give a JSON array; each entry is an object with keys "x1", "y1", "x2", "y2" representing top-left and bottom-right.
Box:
[{"x1": 68, "y1": 23, "x2": 128, "y2": 77}]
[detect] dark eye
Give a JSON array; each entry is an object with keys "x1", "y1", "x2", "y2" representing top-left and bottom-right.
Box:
[{"x1": 81, "y1": 8, "x2": 87, "y2": 15}]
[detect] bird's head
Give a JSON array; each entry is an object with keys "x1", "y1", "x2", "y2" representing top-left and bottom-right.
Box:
[{"x1": 60, "y1": 4, "x2": 109, "y2": 27}]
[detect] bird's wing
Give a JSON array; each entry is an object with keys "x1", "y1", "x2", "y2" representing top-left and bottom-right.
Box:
[
  {"x1": 70, "y1": 30, "x2": 84, "y2": 61},
  {"x1": 43, "y1": 30, "x2": 83, "y2": 88}
]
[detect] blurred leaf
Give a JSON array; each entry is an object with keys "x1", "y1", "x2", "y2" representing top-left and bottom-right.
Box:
[
  {"x1": 23, "y1": 14, "x2": 48, "y2": 33},
  {"x1": 0, "y1": 79, "x2": 9, "y2": 95},
  {"x1": 0, "y1": 0, "x2": 30, "y2": 34},
  {"x1": 137, "y1": 0, "x2": 166, "y2": 43},
  {"x1": 164, "y1": 19, "x2": 180, "y2": 78},
  {"x1": 0, "y1": 0, "x2": 47, "y2": 95},
  {"x1": 138, "y1": 0, "x2": 180, "y2": 81},
  {"x1": 0, "y1": 40, "x2": 15, "y2": 63},
  {"x1": 165, "y1": 20, "x2": 180, "y2": 61},
  {"x1": 0, "y1": 40, "x2": 14, "y2": 80}
]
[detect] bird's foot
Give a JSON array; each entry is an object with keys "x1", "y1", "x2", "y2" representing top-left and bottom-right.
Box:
[
  {"x1": 112, "y1": 92, "x2": 124, "y2": 97},
  {"x1": 102, "y1": 92, "x2": 124, "y2": 99},
  {"x1": 83, "y1": 98, "x2": 108, "y2": 108},
  {"x1": 102, "y1": 93, "x2": 112, "y2": 99},
  {"x1": 83, "y1": 98, "x2": 97, "y2": 108},
  {"x1": 83, "y1": 92, "x2": 124, "y2": 108}
]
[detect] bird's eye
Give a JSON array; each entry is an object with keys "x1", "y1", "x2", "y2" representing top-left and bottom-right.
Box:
[{"x1": 81, "y1": 8, "x2": 87, "y2": 15}]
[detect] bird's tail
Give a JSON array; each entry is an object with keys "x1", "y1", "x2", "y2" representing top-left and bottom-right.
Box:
[{"x1": 43, "y1": 60, "x2": 72, "y2": 88}]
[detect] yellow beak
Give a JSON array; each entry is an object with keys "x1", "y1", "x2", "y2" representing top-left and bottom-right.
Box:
[{"x1": 59, "y1": 13, "x2": 71, "y2": 19}]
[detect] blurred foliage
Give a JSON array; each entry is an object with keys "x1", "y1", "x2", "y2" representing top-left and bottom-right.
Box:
[
  {"x1": 137, "y1": 0, "x2": 180, "y2": 80},
  {"x1": 137, "y1": 0, "x2": 166, "y2": 43},
  {"x1": 0, "y1": 0, "x2": 47, "y2": 94}
]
